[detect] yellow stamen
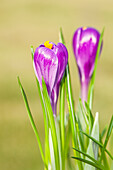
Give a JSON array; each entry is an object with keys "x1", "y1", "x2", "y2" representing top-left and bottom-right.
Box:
[
  {"x1": 82, "y1": 27, "x2": 87, "y2": 30},
  {"x1": 44, "y1": 41, "x2": 53, "y2": 49}
]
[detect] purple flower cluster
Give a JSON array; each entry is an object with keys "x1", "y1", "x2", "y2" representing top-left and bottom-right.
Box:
[
  {"x1": 33, "y1": 27, "x2": 102, "y2": 115},
  {"x1": 33, "y1": 41, "x2": 68, "y2": 115}
]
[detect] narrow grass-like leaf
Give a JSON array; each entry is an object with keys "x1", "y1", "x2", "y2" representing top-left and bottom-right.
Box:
[
  {"x1": 59, "y1": 74, "x2": 65, "y2": 170},
  {"x1": 36, "y1": 78, "x2": 50, "y2": 164},
  {"x1": 31, "y1": 46, "x2": 50, "y2": 164},
  {"x1": 80, "y1": 130, "x2": 113, "y2": 160},
  {"x1": 110, "y1": 160, "x2": 113, "y2": 170},
  {"x1": 88, "y1": 28, "x2": 104, "y2": 109},
  {"x1": 100, "y1": 115, "x2": 113, "y2": 162},
  {"x1": 72, "y1": 147, "x2": 104, "y2": 167},
  {"x1": 100, "y1": 125, "x2": 107, "y2": 140},
  {"x1": 84, "y1": 112, "x2": 99, "y2": 170},
  {"x1": 77, "y1": 115, "x2": 85, "y2": 148},
  {"x1": 17, "y1": 77, "x2": 47, "y2": 168},
  {"x1": 31, "y1": 45, "x2": 34, "y2": 60},
  {"x1": 67, "y1": 148, "x2": 75, "y2": 170},
  {"x1": 65, "y1": 119, "x2": 71, "y2": 157},
  {"x1": 59, "y1": 29, "x2": 67, "y2": 169},
  {"x1": 72, "y1": 157, "x2": 104, "y2": 170},
  {"x1": 65, "y1": 64, "x2": 77, "y2": 142},
  {"x1": 85, "y1": 102, "x2": 94, "y2": 131},
  {"x1": 42, "y1": 78, "x2": 60, "y2": 170},
  {"x1": 59, "y1": 27, "x2": 65, "y2": 44},
  {"x1": 60, "y1": 27, "x2": 83, "y2": 169},
  {"x1": 59, "y1": 28, "x2": 77, "y2": 143},
  {"x1": 56, "y1": 119, "x2": 62, "y2": 170},
  {"x1": 100, "y1": 138, "x2": 110, "y2": 169}
]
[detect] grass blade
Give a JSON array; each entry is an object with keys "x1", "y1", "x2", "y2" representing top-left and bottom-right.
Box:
[
  {"x1": 59, "y1": 28, "x2": 77, "y2": 144},
  {"x1": 17, "y1": 77, "x2": 46, "y2": 167},
  {"x1": 65, "y1": 64, "x2": 77, "y2": 142},
  {"x1": 42, "y1": 78, "x2": 60, "y2": 170},
  {"x1": 31, "y1": 45, "x2": 34, "y2": 60},
  {"x1": 72, "y1": 157, "x2": 104, "y2": 170},
  {"x1": 100, "y1": 125, "x2": 107, "y2": 140},
  {"x1": 100, "y1": 138, "x2": 110, "y2": 169},
  {"x1": 59, "y1": 27, "x2": 83, "y2": 169},
  {"x1": 31, "y1": 46, "x2": 50, "y2": 164},
  {"x1": 59, "y1": 27, "x2": 65, "y2": 44},
  {"x1": 80, "y1": 130, "x2": 113, "y2": 160},
  {"x1": 72, "y1": 147, "x2": 104, "y2": 167},
  {"x1": 85, "y1": 102, "x2": 94, "y2": 131},
  {"x1": 79, "y1": 98, "x2": 89, "y2": 128},
  {"x1": 59, "y1": 75, "x2": 65, "y2": 169},
  {"x1": 88, "y1": 28, "x2": 104, "y2": 109},
  {"x1": 84, "y1": 112, "x2": 99, "y2": 170},
  {"x1": 99, "y1": 115, "x2": 113, "y2": 162}
]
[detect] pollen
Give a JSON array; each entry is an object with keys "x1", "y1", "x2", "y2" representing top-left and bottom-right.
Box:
[
  {"x1": 82, "y1": 27, "x2": 87, "y2": 30},
  {"x1": 44, "y1": 41, "x2": 53, "y2": 49}
]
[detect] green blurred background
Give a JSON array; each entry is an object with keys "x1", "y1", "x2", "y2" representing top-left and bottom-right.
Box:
[{"x1": 0, "y1": 0, "x2": 113, "y2": 169}]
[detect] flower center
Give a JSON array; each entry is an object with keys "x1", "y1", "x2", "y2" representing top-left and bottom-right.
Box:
[
  {"x1": 82, "y1": 27, "x2": 87, "y2": 30},
  {"x1": 44, "y1": 41, "x2": 53, "y2": 49}
]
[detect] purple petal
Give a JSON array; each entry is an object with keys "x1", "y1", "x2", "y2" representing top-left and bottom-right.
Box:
[
  {"x1": 55, "y1": 43, "x2": 68, "y2": 84},
  {"x1": 33, "y1": 46, "x2": 58, "y2": 94},
  {"x1": 73, "y1": 27, "x2": 101, "y2": 82}
]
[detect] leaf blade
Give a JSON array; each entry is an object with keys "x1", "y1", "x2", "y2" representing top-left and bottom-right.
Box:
[
  {"x1": 99, "y1": 115, "x2": 113, "y2": 162},
  {"x1": 88, "y1": 28, "x2": 104, "y2": 109},
  {"x1": 72, "y1": 157, "x2": 104, "y2": 170},
  {"x1": 80, "y1": 130, "x2": 113, "y2": 160},
  {"x1": 42, "y1": 78, "x2": 60, "y2": 170},
  {"x1": 31, "y1": 46, "x2": 50, "y2": 164},
  {"x1": 17, "y1": 77, "x2": 46, "y2": 167}
]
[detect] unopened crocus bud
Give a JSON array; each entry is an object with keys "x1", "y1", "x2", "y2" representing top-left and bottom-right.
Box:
[
  {"x1": 72, "y1": 27, "x2": 102, "y2": 103},
  {"x1": 33, "y1": 41, "x2": 68, "y2": 116}
]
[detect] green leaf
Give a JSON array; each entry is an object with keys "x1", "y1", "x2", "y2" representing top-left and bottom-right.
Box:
[
  {"x1": 100, "y1": 137, "x2": 110, "y2": 169},
  {"x1": 85, "y1": 102, "x2": 94, "y2": 131},
  {"x1": 17, "y1": 77, "x2": 47, "y2": 168},
  {"x1": 56, "y1": 119, "x2": 62, "y2": 170},
  {"x1": 59, "y1": 74, "x2": 65, "y2": 169},
  {"x1": 79, "y1": 98, "x2": 89, "y2": 128},
  {"x1": 59, "y1": 27, "x2": 83, "y2": 170},
  {"x1": 72, "y1": 157, "x2": 105, "y2": 170},
  {"x1": 42, "y1": 78, "x2": 60, "y2": 170},
  {"x1": 59, "y1": 27, "x2": 65, "y2": 44},
  {"x1": 88, "y1": 28, "x2": 104, "y2": 109},
  {"x1": 65, "y1": 64, "x2": 77, "y2": 142},
  {"x1": 84, "y1": 112, "x2": 99, "y2": 170},
  {"x1": 80, "y1": 130, "x2": 113, "y2": 160},
  {"x1": 31, "y1": 46, "x2": 50, "y2": 164},
  {"x1": 77, "y1": 118, "x2": 85, "y2": 152},
  {"x1": 72, "y1": 147, "x2": 101, "y2": 165},
  {"x1": 59, "y1": 28, "x2": 77, "y2": 143},
  {"x1": 100, "y1": 115, "x2": 113, "y2": 162},
  {"x1": 110, "y1": 160, "x2": 113, "y2": 170},
  {"x1": 100, "y1": 125, "x2": 107, "y2": 140},
  {"x1": 65, "y1": 118, "x2": 71, "y2": 157},
  {"x1": 31, "y1": 45, "x2": 34, "y2": 60},
  {"x1": 49, "y1": 128, "x2": 56, "y2": 170}
]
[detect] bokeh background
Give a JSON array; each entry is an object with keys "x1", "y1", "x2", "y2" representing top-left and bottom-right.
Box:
[{"x1": 0, "y1": 0, "x2": 113, "y2": 169}]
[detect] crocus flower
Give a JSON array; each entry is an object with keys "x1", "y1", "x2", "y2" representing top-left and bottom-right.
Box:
[
  {"x1": 72, "y1": 27, "x2": 102, "y2": 103},
  {"x1": 33, "y1": 41, "x2": 68, "y2": 116}
]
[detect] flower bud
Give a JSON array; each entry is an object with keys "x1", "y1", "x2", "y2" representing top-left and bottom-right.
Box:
[
  {"x1": 33, "y1": 41, "x2": 68, "y2": 115},
  {"x1": 72, "y1": 27, "x2": 102, "y2": 103}
]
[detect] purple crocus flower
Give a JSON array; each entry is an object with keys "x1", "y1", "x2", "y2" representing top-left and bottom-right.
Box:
[
  {"x1": 33, "y1": 41, "x2": 68, "y2": 116},
  {"x1": 72, "y1": 27, "x2": 102, "y2": 103}
]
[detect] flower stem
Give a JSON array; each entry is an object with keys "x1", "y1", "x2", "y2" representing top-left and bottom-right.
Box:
[{"x1": 81, "y1": 80, "x2": 89, "y2": 104}]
